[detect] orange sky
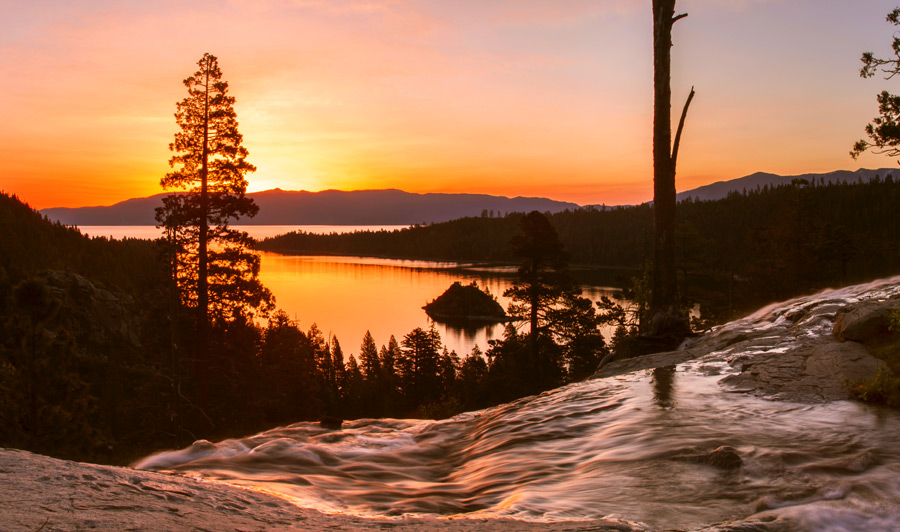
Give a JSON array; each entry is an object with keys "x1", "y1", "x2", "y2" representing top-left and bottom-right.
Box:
[{"x1": 2, "y1": 0, "x2": 900, "y2": 209}]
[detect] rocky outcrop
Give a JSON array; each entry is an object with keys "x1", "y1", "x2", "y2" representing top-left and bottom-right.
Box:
[
  {"x1": 832, "y1": 297, "x2": 900, "y2": 342},
  {"x1": 42, "y1": 270, "x2": 142, "y2": 358},
  {"x1": 719, "y1": 339, "x2": 885, "y2": 402},
  {"x1": 594, "y1": 284, "x2": 896, "y2": 404}
]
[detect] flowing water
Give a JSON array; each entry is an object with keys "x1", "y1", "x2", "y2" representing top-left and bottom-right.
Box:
[{"x1": 136, "y1": 278, "x2": 900, "y2": 531}]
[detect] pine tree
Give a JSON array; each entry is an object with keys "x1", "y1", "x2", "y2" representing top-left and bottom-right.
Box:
[
  {"x1": 378, "y1": 336, "x2": 401, "y2": 412},
  {"x1": 502, "y1": 211, "x2": 603, "y2": 386},
  {"x1": 157, "y1": 53, "x2": 272, "y2": 410},
  {"x1": 852, "y1": 8, "x2": 900, "y2": 159},
  {"x1": 308, "y1": 324, "x2": 333, "y2": 408},
  {"x1": 398, "y1": 327, "x2": 442, "y2": 406},
  {"x1": 359, "y1": 330, "x2": 380, "y2": 381},
  {"x1": 331, "y1": 336, "x2": 347, "y2": 403}
]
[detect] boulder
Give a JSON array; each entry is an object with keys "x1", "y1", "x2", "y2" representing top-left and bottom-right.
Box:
[
  {"x1": 720, "y1": 339, "x2": 885, "y2": 402},
  {"x1": 832, "y1": 298, "x2": 899, "y2": 343},
  {"x1": 703, "y1": 446, "x2": 743, "y2": 470},
  {"x1": 674, "y1": 445, "x2": 743, "y2": 470},
  {"x1": 43, "y1": 270, "x2": 142, "y2": 354}
]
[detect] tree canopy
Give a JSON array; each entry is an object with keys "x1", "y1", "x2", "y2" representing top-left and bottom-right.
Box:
[
  {"x1": 852, "y1": 8, "x2": 900, "y2": 160},
  {"x1": 158, "y1": 53, "x2": 271, "y2": 324}
]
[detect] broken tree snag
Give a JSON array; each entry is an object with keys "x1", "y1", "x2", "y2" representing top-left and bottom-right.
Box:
[{"x1": 647, "y1": 0, "x2": 692, "y2": 342}]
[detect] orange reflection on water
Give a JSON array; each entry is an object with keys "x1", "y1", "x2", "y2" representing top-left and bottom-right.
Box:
[{"x1": 257, "y1": 252, "x2": 513, "y2": 356}]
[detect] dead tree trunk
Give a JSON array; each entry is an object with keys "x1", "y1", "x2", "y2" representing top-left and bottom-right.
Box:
[{"x1": 647, "y1": 0, "x2": 693, "y2": 341}]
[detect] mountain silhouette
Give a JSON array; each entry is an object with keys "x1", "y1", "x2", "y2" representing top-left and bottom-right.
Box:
[
  {"x1": 41, "y1": 189, "x2": 579, "y2": 226},
  {"x1": 40, "y1": 168, "x2": 899, "y2": 226},
  {"x1": 673, "y1": 168, "x2": 898, "y2": 202}
]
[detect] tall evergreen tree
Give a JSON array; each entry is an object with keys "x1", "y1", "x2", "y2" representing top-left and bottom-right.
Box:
[
  {"x1": 359, "y1": 330, "x2": 380, "y2": 382},
  {"x1": 157, "y1": 53, "x2": 272, "y2": 409},
  {"x1": 505, "y1": 211, "x2": 571, "y2": 362},
  {"x1": 378, "y1": 336, "x2": 401, "y2": 412},
  {"x1": 331, "y1": 336, "x2": 347, "y2": 403},
  {"x1": 502, "y1": 211, "x2": 602, "y2": 385},
  {"x1": 398, "y1": 327, "x2": 442, "y2": 406}
]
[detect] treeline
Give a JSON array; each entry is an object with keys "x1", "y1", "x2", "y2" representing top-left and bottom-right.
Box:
[
  {"x1": 257, "y1": 176, "x2": 900, "y2": 321},
  {"x1": 195, "y1": 315, "x2": 604, "y2": 433},
  {"x1": 253, "y1": 204, "x2": 653, "y2": 264}
]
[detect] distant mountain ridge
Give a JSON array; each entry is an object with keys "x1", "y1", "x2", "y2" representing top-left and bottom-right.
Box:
[
  {"x1": 674, "y1": 167, "x2": 899, "y2": 202},
  {"x1": 40, "y1": 189, "x2": 580, "y2": 226},
  {"x1": 39, "y1": 168, "x2": 900, "y2": 225}
]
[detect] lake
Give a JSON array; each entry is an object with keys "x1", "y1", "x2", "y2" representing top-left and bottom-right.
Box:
[{"x1": 77, "y1": 225, "x2": 628, "y2": 357}]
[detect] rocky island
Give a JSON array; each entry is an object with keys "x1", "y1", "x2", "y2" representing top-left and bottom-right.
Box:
[{"x1": 423, "y1": 281, "x2": 510, "y2": 324}]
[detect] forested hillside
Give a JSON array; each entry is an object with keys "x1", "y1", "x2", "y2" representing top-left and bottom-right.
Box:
[
  {"x1": 0, "y1": 193, "x2": 176, "y2": 463},
  {"x1": 0, "y1": 193, "x2": 164, "y2": 295}
]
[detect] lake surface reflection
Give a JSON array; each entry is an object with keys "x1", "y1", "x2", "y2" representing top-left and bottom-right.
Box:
[
  {"x1": 258, "y1": 253, "x2": 624, "y2": 358},
  {"x1": 259, "y1": 253, "x2": 513, "y2": 356},
  {"x1": 75, "y1": 225, "x2": 626, "y2": 358}
]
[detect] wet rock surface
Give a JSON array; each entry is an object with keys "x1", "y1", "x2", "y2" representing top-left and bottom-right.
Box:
[
  {"x1": 719, "y1": 338, "x2": 885, "y2": 402},
  {"x1": 595, "y1": 285, "x2": 894, "y2": 403},
  {"x1": 673, "y1": 446, "x2": 743, "y2": 470},
  {"x1": 0, "y1": 448, "x2": 655, "y2": 532}
]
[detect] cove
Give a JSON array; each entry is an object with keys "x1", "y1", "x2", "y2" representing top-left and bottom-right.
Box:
[
  {"x1": 75, "y1": 225, "x2": 628, "y2": 357},
  {"x1": 257, "y1": 252, "x2": 625, "y2": 357}
]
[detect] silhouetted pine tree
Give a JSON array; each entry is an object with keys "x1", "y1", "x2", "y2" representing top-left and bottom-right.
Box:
[{"x1": 157, "y1": 53, "x2": 272, "y2": 415}]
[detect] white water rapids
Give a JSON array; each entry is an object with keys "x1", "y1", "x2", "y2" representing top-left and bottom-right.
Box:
[{"x1": 135, "y1": 277, "x2": 900, "y2": 531}]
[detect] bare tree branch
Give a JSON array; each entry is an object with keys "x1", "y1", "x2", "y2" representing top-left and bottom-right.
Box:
[{"x1": 671, "y1": 86, "x2": 696, "y2": 170}]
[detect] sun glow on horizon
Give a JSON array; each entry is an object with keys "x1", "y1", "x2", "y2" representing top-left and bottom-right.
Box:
[{"x1": 3, "y1": 1, "x2": 900, "y2": 210}]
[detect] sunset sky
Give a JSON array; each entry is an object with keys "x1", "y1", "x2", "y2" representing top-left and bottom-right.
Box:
[{"x1": 3, "y1": 0, "x2": 900, "y2": 209}]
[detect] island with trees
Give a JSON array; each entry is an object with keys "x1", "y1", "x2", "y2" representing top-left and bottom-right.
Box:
[{"x1": 423, "y1": 281, "x2": 509, "y2": 324}]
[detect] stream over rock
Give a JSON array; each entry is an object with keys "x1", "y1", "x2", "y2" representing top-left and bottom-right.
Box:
[{"x1": 136, "y1": 277, "x2": 900, "y2": 531}]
